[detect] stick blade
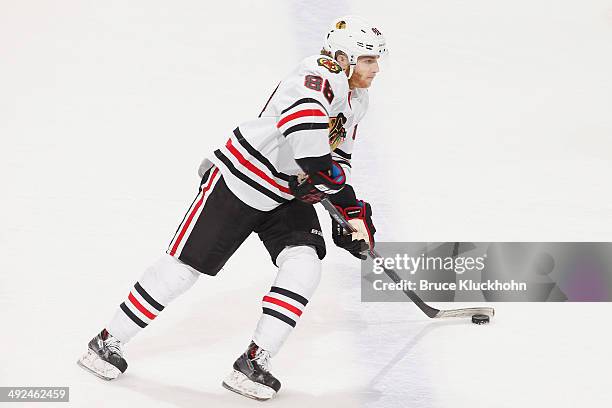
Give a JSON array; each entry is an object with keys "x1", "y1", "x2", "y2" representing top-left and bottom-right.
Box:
[{"x1": 435, "y1": 307, "x2": 495, "y2": 319}]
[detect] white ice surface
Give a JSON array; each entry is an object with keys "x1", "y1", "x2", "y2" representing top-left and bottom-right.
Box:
[{"x1": 1, "y1": 1, "x2": 612, "y2": 407}]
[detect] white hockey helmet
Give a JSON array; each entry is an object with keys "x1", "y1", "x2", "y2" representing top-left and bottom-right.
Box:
[{"x1": 323, "y1": 15, "x2": 388, "y2": 65}]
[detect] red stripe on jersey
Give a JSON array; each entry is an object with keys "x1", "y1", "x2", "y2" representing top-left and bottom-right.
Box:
[
  {"x1": 128, "y1": 292, "x2": 157, "y2": 320},
  {"x1": 225, "y1": 139, "x2": 291, "y2": 194},
  {"x1": 169, "y1": 168, "x2": 219, "y2": 256},
  {"x1": 263, "y1": 295, "x2": 303, "y2": 317},
  {"x1": 276, "y1": 109, "x2": 327, "y2": 129}
]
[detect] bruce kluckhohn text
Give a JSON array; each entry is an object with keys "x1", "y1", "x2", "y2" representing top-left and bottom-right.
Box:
[{"x1": 372, "y1": 279, "x2": 528, "y2": 292}]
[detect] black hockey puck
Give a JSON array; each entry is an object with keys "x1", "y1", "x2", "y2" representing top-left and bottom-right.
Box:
[{"x1": 471, "y1": 314, "x2": 490, "y2": 325}]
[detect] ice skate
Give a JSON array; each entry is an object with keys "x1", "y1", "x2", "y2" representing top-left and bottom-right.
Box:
[
  {"x1": 222, "y1": 341, "x2": 281, "y2": 401},
  {"x1": 77, "y1": 329, "x2": 128, "y2": 380}
]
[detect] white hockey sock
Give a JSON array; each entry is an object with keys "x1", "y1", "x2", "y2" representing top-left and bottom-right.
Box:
[
  {"x1": 106, "y1": 254, "x2": 200, "y2": 344},
  {"x1": 252, "y1": 246, "x2": 322, "y2": 356}
]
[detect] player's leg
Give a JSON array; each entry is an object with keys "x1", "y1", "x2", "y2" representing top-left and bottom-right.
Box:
[
  {"x1": 78, "y1": 167, "x2": 260, "y2": 380},
  {"x1": 222, "y1": 200, "x2": 325, "y2": 400},
  {"x1": 77, "y1": 253, "x2": 200, "y2": 380},
  {"x1": 253, "y1": 245, "x2": 322, "y2": 355}
]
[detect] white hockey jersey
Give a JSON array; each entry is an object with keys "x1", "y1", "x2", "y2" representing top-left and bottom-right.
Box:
[{"x1": 206, "y1": 55, "x2": 369, "y2": 211}]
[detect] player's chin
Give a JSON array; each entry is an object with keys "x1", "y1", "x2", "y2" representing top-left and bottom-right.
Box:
[{"x1": 355, "y1": 78, "x2": 373, "y2": 89}]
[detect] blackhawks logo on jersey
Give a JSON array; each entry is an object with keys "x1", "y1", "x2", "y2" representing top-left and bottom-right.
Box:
[
  {"x1": 328, "y1": 113, "x2": 347, "y2": 151},
  {"x1": 317, "y1": 57, "x2": 342, "y2": 74}
]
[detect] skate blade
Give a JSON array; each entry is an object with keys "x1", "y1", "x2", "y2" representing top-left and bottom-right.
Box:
[
  {"x1": 222, "y1": 370, "x2": 276, "y2": 401},
  {"x1": 77, "y1": 349, "x2": 121, "y2": 381}
]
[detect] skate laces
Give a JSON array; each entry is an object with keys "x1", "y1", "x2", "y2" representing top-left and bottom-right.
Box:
[
  {"x1": 104, "y1": 335, "x2": 123, "y2": 357},
  {"x1": 253, "y1": 348, "x2": 271, "y2": 372}
]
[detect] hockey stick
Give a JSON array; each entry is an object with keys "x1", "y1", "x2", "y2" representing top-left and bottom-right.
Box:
[{"x1": 320, "y1": 198, "x2": 495, "y2": 319}]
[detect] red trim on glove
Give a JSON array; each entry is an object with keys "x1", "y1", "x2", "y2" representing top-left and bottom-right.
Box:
[{"x1": 335, "y1": 201, "x2": 374, "y2": 249}]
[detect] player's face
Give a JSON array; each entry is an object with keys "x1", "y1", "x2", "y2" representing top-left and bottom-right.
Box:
[{"x1": 349, "y1": 56, "x2": 380, "y2": 89}]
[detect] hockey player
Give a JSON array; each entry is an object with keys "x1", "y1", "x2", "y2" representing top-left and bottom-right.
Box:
[{"x1": 78, "y1": 15, "x2": 387, "y2": 401}]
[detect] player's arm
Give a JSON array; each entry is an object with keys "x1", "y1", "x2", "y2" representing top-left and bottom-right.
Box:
[{"x1": 277, "y1": 59, "x2": 348, "y2": 203}]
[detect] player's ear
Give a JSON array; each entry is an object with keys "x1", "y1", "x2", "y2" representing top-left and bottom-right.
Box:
[{"x1": 335, "y1": 53, "x2": 349, "y2": 71}]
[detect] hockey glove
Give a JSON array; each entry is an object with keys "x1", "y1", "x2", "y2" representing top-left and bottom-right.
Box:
[
  {"x1": 290, "y1": 161, "x2": 346, "y2": 204},
  {"x1": 332, "y1": 200, "x2": 376, "y2": 260}
]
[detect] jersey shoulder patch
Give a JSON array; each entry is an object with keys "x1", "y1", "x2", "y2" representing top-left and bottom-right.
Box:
[{"x1": 317, "y1": 57, "x2": 343, "y2": 74}]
